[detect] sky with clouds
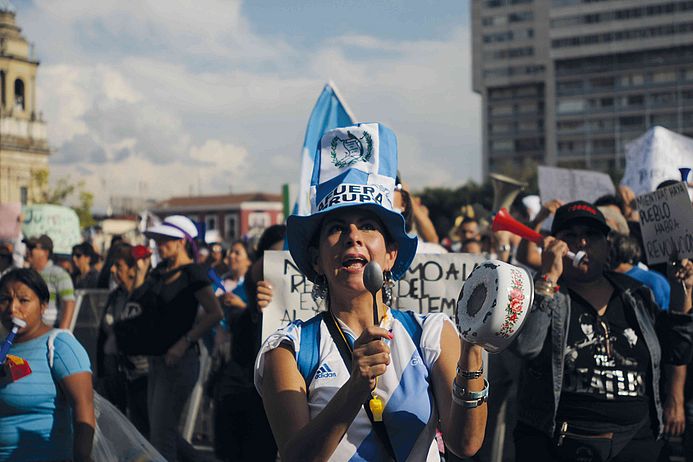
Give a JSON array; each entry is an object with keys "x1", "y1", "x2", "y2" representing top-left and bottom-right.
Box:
[{"x1": 16, "y1": 0, "x2": 480, "y2": 209}]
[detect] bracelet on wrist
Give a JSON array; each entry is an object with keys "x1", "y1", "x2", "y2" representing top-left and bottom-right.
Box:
[
  {"x1": 452, "y1": 378, "x2": 489, "y2": 408},
  {"x1": 456, "y1": 365, "x2": 483, "y2": 380}
]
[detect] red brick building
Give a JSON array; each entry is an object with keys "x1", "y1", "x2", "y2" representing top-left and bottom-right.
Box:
[{"x1": 153, "y1": 193, "x2": 283, "y2": 242}]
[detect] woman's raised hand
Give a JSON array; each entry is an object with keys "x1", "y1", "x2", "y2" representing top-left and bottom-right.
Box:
[
  {"x1": 349, "y1": 327, "x2": 393, "y2": 397},
  {"x1": 256, "y1": 281, "x2": 273, "y2": 312}
]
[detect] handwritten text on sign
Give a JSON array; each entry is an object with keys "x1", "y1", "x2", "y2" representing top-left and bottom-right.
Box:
[
  {"x1": 635, "y1": 181, "x2": 693, "y2": 265},
  {"x1": 261, "y1": 251, "x2": 486, "y2": 340},
  {"x1": 22, "y1": 204, "x2": 82, "y2": 255}
]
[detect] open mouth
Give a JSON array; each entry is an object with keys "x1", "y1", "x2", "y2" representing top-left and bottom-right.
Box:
[{"x1": 341, "y1": 255, "x2": 368, "y2": 271}]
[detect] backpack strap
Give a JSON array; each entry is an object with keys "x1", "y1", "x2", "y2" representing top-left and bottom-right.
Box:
[
  {"x1": 391, "y1": 309, "x2": 423, "y2": 359},
  {"x1": 47, "y1": 329, "x2": 74, "y2": 368},
  {"x1": 296, "y1": 313, "x2": 325, "y2": 390}
]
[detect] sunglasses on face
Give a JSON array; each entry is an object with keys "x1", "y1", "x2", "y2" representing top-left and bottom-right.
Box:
[{"x1": 72, "y1": 253, "x2": 84, "y2": 258}]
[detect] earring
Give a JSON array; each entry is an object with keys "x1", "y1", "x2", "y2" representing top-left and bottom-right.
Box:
[
  {"x1": 311, "y1": 274, "x2": 328, "y2": 307},
  {"x1": 382, "y1": 270, "x2": 394, "y2": 306}
]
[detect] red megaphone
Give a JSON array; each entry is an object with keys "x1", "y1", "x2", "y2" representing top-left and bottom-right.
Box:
[
  {"x1": 492, "y1": 208, "x2": 585, "y2": 266},
  {"x1": 492, "y1": 208, "x2": 543, "y2": 244}
]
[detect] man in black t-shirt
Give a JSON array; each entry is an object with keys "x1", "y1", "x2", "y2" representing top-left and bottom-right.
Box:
[{"x1": 512, "y1": 201, "x2": 693, "y2": 462}]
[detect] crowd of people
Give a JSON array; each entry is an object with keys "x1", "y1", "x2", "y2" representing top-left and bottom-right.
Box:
[{"x1": 0, "y1": 121, "x2": 692, "y2": 462}]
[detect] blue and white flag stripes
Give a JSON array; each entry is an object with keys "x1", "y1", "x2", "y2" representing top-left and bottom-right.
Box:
[{"x1": 294, "y1": 81, "x2": 355, "y2": 216}]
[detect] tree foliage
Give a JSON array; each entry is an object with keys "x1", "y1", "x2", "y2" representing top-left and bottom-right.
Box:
[
  {"x1": 416, "y1": 159, "x2": 542, "y2": 239},
  {"x1": 31, "y1": 169, "x2": 95, "y2": 229}
]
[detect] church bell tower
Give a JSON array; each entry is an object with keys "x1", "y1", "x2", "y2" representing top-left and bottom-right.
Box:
[{"x1": 0, "y1": 0, "x2": 50, "y2": 205}]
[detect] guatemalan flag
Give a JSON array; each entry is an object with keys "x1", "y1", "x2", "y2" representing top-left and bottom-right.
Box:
[{"x1": 294, "y1": 81, "x2": 355, "y2": 216}]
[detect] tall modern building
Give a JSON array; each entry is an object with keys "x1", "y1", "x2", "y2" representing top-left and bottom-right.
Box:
[
  {"x1": 0, "y1": 0, "x2": 49, "y2": 205},
  {"x1": 472, "y1": 0, "x2": 693, "y2": 177}
]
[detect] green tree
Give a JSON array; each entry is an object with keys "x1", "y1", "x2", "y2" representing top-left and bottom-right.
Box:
[{"x1": 31, "y1": 169, "x2": 95, "y2": 229}]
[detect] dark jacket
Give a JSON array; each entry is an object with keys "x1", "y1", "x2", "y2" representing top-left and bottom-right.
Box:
[{"x1": 512, "y1": 271, "x2": 693, "y2": 437}]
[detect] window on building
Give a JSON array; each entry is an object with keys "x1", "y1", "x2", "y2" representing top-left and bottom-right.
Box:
[
  {"x1": 651, "y1": 71, "x2": 677, "y2": 83},
  {"x1": 557, "y1": 120, "x2": 584, "y2": 132},
  {"x1": 589, "y1": 77, "x2": 614, "y2": 90},
  {"x1": 491, "y1": 140, "x2": 513, "y2": 152},
  {"x1": 619, "y1": 73, "x2": 645, "y2": 87},
  {"x1": 557, "y1": 99, "x2": 585, "y2": 114},
  {"x1": 588, "y1": 118, "x2": 614, "y2": 131},
  {"x1": 14, "y1": 78, "x2": 24, "y2": 111},
  {"x1": 489, "y1": 88, "x2": 513, "y2": 100},
  {"x1": 205, "y1": 215, "x2": 217, "y2": 231},
  {"x1": 650, "y1": 92, "x2": 675, "y2": 106},
  {"x1": 619, "y1": 115, "x2": 645, "y2": 129},
  {"x1": 490, "y1": 104, "x2": 513, "y2": 116},
  {"x1": 558, "y1": 140, "x2": 585, "y2": 155},
  {"x1": 224, "y1": 214, "x2": 238, "y2": 241},
  {"x1": 650, "y1": 113, "x2": 678, "y2": 128},
  {"x1": 490, "y1": 122, "x2": 513, "y2": 134},
  {"x1": 683, "y1": 68, "x2": 693, "y2": 81},
  {"x1": 19, "y1": 186, "x2": 28, "y2": 206},
  {"x1": 248, "y1": 212, "x2": 271, "y2": 231},
  {"x1": 515, "y1": 138, "x2": 542, "y2": 152},
  {"x1": 0, "y1": 71, "x2": 5, "y2": 108},
  {"x1": 626, "y1": 95, "x2": 644, "y2": 107},
  {"x1": 557, "y1": 80, "x2": 583, "y2": 94},
  {"x1": 592, "y1": 138, "x2": 615, "y2": 153}
]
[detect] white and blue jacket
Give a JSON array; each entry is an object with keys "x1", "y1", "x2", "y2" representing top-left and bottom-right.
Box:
[{"x1": 255, "y1": 308, "x2": 454, "y2": 462}]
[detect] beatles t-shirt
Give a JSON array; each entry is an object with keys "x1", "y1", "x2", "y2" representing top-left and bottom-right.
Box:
[{"x1": 556, "y1": 290, "x2": 651, "y2": 428}]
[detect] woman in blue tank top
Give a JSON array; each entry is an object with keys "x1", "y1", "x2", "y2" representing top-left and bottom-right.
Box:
[{"x1": 255, "y1": 123, "x2": 488, "y2": 462}]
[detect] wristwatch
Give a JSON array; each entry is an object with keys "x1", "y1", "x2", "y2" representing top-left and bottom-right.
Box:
[{"x1": 184, "y1": 334, "x2": 195, "y2": 344}]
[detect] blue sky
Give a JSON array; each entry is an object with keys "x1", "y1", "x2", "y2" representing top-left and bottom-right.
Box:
[{"x1": 15, "y1": 0, "x2": 480, "y2": 209}]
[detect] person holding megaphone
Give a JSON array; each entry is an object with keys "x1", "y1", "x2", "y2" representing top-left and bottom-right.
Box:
[
  {"x1": 511, "y1": 201, "x2": 693, "y2": 462},
  {"x1": 255, "y1": 123, "x2": 487, "y2": 461}
]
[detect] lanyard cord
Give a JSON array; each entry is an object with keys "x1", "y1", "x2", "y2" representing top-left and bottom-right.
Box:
[{"x1": 328, "y1": 310, "x2": 381, "y2": 399}]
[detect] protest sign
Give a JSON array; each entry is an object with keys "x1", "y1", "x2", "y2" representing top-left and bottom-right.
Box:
[
  {"x1": 635, "y1": 181, "x2": 693, "y2": 265},
  {"x1": 261, "y1": 250, "x2": 487, "y2": 340},
  {"x1": 22, "y1": 204, "x2": 82, "y2": 255},
  {"x1": 538, "y1": 166, "x2": 615, "y2": 204},
  {"x1": 621, "y1": 126, "x2": 693, "y2": 196},
  {"x1": 0, "y1": 203, "x2": 21, "y2": 240}
]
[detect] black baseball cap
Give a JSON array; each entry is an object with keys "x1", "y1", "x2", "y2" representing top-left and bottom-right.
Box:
[{"x1": 551, "y1": 201, "x2": 611, "y2": 236}]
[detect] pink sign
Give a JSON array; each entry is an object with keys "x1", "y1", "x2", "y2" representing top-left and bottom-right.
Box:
[{"x1": 0, "y1": 203, "x2": 21, "y2": 240}]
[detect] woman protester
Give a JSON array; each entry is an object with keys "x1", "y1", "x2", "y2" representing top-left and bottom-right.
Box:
[
  {"x1": 71, "y1": 243, "x2": 100, "y2": 289},
  {"x1": 0, "y1": 269, "x2": 94, "y2": 462},
  {"x1": 219, "y1": 240, "x2": 253, "y2": 312},
  {"x1": 135, "y1": 215, "x2": 223, "y2": 462},
  {"x1": 512, "y1": 201, "x2": 693, "y2": 461},
  {"x1": 97, "y1": 242, "x2": 151, "y2": 436},
  {"x1": 212, "y1": 227, "x2": 285, "y2": 462},
  {"x1": 255, "y1": 123, "x2": 487, "y2": 461}
]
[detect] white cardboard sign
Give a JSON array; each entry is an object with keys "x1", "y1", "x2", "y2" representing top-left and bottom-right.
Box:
[
  {"x1": 538, "y1": 166, "x2": 615, "y2": 204},
  {"x1": 261, "y1": 251, "x2": 486, "y2": 340},
  {"x1": 635, "y1": 181, "x2": 693, "y2": 265}
]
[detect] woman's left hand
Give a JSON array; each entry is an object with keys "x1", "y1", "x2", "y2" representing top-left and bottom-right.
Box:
[{"x1": 165, "y1": 338, "x2": 189, "y2": 366}]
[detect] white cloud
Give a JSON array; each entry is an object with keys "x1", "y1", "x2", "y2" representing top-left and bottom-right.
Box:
[{"x1": 22, "y1": 1, "x2": 480, "y2": 210}]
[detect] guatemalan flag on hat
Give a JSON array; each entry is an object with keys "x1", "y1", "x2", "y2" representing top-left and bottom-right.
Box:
[{"x1": 286, "y1": 122, "x2": 418, "y2": 283}]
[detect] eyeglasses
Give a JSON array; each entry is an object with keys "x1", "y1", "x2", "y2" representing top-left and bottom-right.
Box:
[{"x1": 72, "y1": 253, "x2": 84, "y2": 258}]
